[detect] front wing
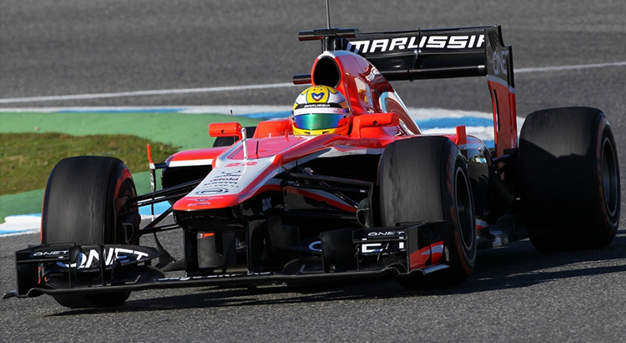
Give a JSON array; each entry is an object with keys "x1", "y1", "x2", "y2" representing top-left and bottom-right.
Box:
[{"x1": 6, "y1": 222, "x2": 448, "y2": 299}]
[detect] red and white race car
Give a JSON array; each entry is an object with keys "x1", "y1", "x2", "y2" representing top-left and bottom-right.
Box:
[{"x1": 6, "y1": 24, "x2": 620, "y2": 308}]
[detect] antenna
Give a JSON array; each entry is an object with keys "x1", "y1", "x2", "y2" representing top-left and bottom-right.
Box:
[
  {"x1": 325, "y1": 0, "x2": 331, "y2": 29},
  {"x1": 323, "y1": 0, "x2": 332, "y2": 51},
  {"x1": 297, "y1": 1, "x2": 358, "y2": 53}
]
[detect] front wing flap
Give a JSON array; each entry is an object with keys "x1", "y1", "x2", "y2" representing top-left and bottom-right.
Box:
[{"x1": 11, "y1": 244, "x2": 160, "y2": 297}]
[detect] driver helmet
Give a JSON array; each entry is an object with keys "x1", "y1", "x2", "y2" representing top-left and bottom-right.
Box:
[{"x1": 292, "y1": 85, "x2": 351, "y2": 136}]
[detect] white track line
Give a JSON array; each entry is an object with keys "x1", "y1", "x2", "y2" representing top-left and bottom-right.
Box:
[
  {"x1": 0, "y1": 62, "x2": 624, "y2": 104},
  {"x1": 0, "y1": 82, "x2": 297, "y2": 104},
  {"x1": 516, "y1": 61, "x2": 626, "y2": 73}
]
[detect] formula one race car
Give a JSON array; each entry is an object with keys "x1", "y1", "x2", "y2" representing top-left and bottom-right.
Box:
[{"x1": 5, "y1": 23, "x2": 620, "y2": 308}]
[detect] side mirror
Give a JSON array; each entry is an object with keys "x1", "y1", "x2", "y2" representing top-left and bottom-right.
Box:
[
  {"x1": 209, "y1": 122, "x2": 243, "y2": 139},
  {"x1": 357, "y1": 113, "x2": 399, "y2": 128}
]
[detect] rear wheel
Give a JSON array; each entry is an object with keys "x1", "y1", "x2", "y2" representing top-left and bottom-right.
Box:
[
  {"x1": 379, "y1": 136, "x2": 476, "y2": 289},
  {"x1": 519, "y1": 107, "x2": 620, "y2": 251},
  {"x1": 42, "y1": 156, "x2": 140, "y2": 308}
]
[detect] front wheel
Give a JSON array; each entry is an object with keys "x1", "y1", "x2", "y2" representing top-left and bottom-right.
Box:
[
  {"x1": 42, "y1": 156, "x2": 140, "y2": 308},
  {"x1": 379, "y1": 136, "x2": 476, "y2": 289}
]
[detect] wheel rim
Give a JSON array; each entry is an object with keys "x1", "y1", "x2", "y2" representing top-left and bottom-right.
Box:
[
  {"x1": 114, "y1": 178, "x2": 139, "y2": 244},
  {"x1": 601, "y1": 137, "x2": 618, "y2": 218},
  {"x1": 455, "y1": 167, "x2": 475, "y2": 250}
]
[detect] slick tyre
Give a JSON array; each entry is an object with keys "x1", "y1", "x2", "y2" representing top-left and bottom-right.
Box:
[
  {"x1": 379, "y1": 136, "x2": 476, "y2": 289},
  {"x1": 519, "y1": 107, "x2": 620, "y2": 251},
  {"x1": 42, "y1": 156, "x2": 140, "y2": 308}
]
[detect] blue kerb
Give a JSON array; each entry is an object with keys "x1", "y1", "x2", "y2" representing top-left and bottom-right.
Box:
[
  {"x1": 0, "y1": 229, "x2": 34, "y2": 235},
  {"x1": 240, "y1": 111, "x2": 291, "y2": 119},
  {"x1": 58, "y1": 109, "x2": 186, "y2": 113},
  {"x1": 416, "y1": 116, "x2": 492, "y2": 129},
  {"x1": 139, "y1": 201, "x2": 171, "y2": 216}
]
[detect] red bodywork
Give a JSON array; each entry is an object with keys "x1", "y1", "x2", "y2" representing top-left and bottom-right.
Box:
[{"x1": 168, "y1": 46, "x2": 514, "y2": 214}]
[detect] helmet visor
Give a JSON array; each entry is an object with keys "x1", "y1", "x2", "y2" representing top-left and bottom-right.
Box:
[{"x1": 293, "y1": 113, "x2": 346, "y2": 130}]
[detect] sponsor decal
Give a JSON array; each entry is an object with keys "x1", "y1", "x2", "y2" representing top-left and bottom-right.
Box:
[
  {"x1": 186, "y1": 156, "x2": 275, "y2": 199},
  {"x1": 350, "y1": 34, "x2": 485, "y2": 54},
  {"x1": 187, "y1": 203, "x2": 212, "y2": 207},
  {"x1": 195, "y1": 170, "x2": 243, "y2": 195},
  {"x1": 225, "y1": 162, "x2": 258, "y2": 168},
  {"x1": 204, "y1": 171, "x2": 242, "y2": 184},
  {"x1": 361, "y1": 242, "x2": 405, "y2": 253},
  {"x1": 57, "y1": 247, "x2": 150, "y2": 270},
  {"x1": 303, "y1": 103, "x2": 331, "y2": 108},
  {"x1": 32, "y1": 250, "x2": 68, "y2": 257},
  {"x1": 308, "y1": 240, "x2": 322, "y2": 252},
  {"x1": 362, "y1": 243, "x2": 382, "y2": 254},
  {"x1": 311, "y1": 92, "x2": 324, "y2": 101},
  {"x1": 492, "y1": 50, "x2": 510, "y2": 76},
  {"x1": 195, "y1": 188, "x2": 229, "y2": 195},
  {"x1": 367, "y1": 231, "x2": 405, "y2": 237},
  {"x1": 365, "y1": 66, "x2": 381, "y2": 82}
]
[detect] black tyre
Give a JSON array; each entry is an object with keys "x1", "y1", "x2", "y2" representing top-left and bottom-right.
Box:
[
  {"x1": 519, "y1": 107, "x2": 620, "y2": 251},
  {"x1": 42, "y1": 156, "x2": 140, "y2": 308},
  {"x1": 379, "y1": 136, "x2": 476, "y2": 289}
]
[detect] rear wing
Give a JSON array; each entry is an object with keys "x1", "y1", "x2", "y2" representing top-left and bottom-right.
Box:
[{"x1": 295, "y1": 25, "x2": 517, "y2": 156}]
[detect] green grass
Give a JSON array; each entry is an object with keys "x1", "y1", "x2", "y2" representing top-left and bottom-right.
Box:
[
  {"x1": 0, "y1": 132, "x2": 179, "y2": 195},
  {"x1": 0, "y1": 111, "x2": 262, "y2": 150},
  {"x1": 0, "y1": 171, "x2": 157, "y2": 223},
  {"x1": 0, "y1": 111, "x2": 263, "y2": 223},
  {"x1": 0, "y1": 189, "x2": 45, "y2": 222}
]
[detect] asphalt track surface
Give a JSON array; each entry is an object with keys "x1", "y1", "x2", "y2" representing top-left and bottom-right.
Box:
[{"x1": 2, "y1": 1, "x2": 626, "y2": 342}]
